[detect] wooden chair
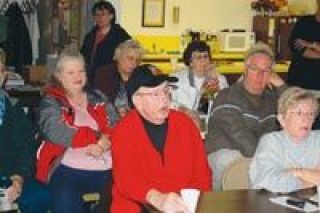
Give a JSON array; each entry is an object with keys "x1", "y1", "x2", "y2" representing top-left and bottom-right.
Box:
[{"x1": 222, "y1": 157, "x2": 252, "y2": 191}]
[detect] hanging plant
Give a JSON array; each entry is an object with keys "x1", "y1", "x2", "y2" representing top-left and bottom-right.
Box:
[{"x1": 250, "y1": 0, "x2": 287, "y2": 12}]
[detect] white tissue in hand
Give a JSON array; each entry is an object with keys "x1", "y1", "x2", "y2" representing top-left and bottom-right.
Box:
[
  {"x1": 0, "y1": 190, "x2": 13, "y2": 211},
  {"x1": 181, "y1": 188, "x2": 200, "y2": 213}
]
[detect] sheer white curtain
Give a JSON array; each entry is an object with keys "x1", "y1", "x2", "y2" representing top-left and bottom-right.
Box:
[{"x1": 23, "y1": 0, "x2": 39, "y2": 64}]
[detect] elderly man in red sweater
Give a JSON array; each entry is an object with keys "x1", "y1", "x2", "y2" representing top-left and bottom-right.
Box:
[{"x1": 111, "y1": 64, "x2": 212, "y2": 212}]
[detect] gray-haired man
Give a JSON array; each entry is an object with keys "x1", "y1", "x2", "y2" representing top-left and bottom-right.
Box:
[{"x1": 205, "y1": 43, "x2": 286, "y2": 191}]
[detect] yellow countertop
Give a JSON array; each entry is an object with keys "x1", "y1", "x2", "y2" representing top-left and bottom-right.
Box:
[
  {"x1": 144, "y1": 60, "x2": 289, "y2": 75},
  {"x1": 217, "y1": 62, "x2": 289, "y2": 74},
  {"x1": 212, "y1": 53, "x2": 244, "y2": 60},
  {"x1": 142, "y1": 52, "x2": 247, "y2": 74},
  {"x1": 136, "y1": 34, "x2": 289, "y2": 74},
  {"x1": 143, "y1": 52, "x2": 244, "y2": 60},
  {"x1": 143, "y1": 54, "x2": 180, "y2": 60}
]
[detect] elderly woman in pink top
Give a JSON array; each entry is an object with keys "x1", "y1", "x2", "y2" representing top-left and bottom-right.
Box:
[{"x1": 37, "y1": 49, "x2": 118, "y2": 213}]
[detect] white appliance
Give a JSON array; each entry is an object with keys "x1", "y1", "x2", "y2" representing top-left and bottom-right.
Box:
[{"x1": 217, "y1": 31, "x2": 255, "y2": 52}]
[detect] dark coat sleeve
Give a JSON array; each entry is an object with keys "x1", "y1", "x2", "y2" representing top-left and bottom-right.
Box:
[
  {"x1": 1, "y1": 96, "x2": 36, "y2": 179},
  {"x1": 205, "y1": 106, "x2": 258, "y2": 157},
  {"x1": 288, "y1": 16, "x2": 309, "y2": 56},
  {"x1": 94, "y1": 63, "x2": 119, "y2": 98}
]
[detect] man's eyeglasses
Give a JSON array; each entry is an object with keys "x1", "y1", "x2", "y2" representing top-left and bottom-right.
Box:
[
  {"x1": 136, "y1": 87, "x2": 171, "y2": 98},
  {"x1": 246, "y1": 64, "x2": 273, "y2": 74}
]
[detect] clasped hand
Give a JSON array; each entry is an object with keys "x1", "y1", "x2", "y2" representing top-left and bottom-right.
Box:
[
  {"x1": 294, "y1": 39, "x2": 319, "y2": 51},
  {"x1": 201, "y1": 64, "x2": 219, "y2": 95},
  {"x1": 5, "y1": 176, "x2": 23, "y2": 203},
  {"x1": 86, "y1": 134, "x2": 111, "y2": 157},
  {"x1": 160, "y1": 192, "x2": 190, "y2": 213},
  {"x1": 147, "y1": 189, "x2": 190, "y2": 213},
  {"x1": 285, "y1": 168, "x2": 317, "y2": 189}
]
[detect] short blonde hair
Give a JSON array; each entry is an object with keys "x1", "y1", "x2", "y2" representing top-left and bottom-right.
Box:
[
  {"x1": 278, "y1": 87, "x2": 319, "y2": 116},
  {"x1": 113, "y1": 39, "x2": 144, "y2": 61}
]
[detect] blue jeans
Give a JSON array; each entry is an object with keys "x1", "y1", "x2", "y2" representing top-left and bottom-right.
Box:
[
  {"x1": 49, "y1": 165, "x2": 111, "y2": 213},
  {"x1": 18, "y1": 179, "x2": 50, "y2": 213}
]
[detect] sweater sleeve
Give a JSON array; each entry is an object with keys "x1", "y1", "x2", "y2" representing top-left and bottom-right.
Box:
[
  {"x1": 101, "y1": 95, "x2": 119, "y2": 128},
  {"x1": 288, "y1": 17, "x2": 308, "y2": 56},
  {"x1": 206, "y1": 105, "x2": 258, "y2": 157},
  {"x1": 80, "y1": 32, "x2": 90, "y2": 59},
  {"x1": 249, "y1": 134, "x2": 301, "y2": 193},
  {"x1": 39, "y1": 97, "x2": 98, "y2": 147},
  {"x1": 112, "y1": 126, "x2": 152, "y2": 204}
]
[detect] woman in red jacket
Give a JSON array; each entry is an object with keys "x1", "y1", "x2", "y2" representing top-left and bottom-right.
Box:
[{"x1": 37, "y1": 49, "x2": 118, "y2": 213}]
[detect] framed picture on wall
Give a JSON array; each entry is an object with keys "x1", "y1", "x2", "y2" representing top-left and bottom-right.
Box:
[{"x1": 142, "y1": 0, "x2": 165, "y2": 27}]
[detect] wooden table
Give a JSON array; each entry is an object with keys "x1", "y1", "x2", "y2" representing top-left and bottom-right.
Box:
[
  {"x1": 196, "y1": 190, "x2": 298, "y2": 213},
  {"x1": 145, "y1": 190, "x2": 304, "y2": 213}
]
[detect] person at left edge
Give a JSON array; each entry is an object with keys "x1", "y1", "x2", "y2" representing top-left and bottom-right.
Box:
[
  {"x1": 0, "y1": 49, "x2": 49, "y2": 213},
  {"x1": 81, "y1": 0, "x2": 131, "y2": 84}
]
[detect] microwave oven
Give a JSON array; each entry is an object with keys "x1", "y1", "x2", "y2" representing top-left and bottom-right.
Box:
[{"x1": 217, "y1": 32, "x2": 255, "y2": 52}]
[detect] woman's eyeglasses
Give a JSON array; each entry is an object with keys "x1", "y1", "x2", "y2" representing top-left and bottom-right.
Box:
[{"x1": 289, "y1": 110, "x2": 317, "y2": 119}]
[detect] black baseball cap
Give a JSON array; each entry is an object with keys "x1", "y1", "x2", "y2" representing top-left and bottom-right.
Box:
[{"x1": 126, "y1": 64, "x2": 178, "y2": 102}]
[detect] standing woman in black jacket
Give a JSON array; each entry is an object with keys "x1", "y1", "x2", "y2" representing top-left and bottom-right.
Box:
[{"x1": 81, "y1": 1, "x2": 131, "y2": 85}]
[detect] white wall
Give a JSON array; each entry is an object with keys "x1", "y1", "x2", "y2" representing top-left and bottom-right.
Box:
[{"x1": 119, "y1": 0, "x2": 254, "y2": 35}]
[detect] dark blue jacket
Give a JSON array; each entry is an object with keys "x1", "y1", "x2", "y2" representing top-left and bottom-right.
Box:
[
  {"x1": 0, "y1": 93, "x2": 36, "y2": 179},
  {"x1": 80, "y1": 24, "x2": 130, "y2": 84}
]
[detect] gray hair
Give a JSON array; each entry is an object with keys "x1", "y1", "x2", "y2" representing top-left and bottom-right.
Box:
[
  {"x1": 113, "y1": 39, "x2": 144, "y2": 61},
  {"x1": 48, "y1": 49, "x2": 86, "y2": 89},
  {"x1": 244, "y1": 42, "x2": 275, "y2": 66},
  {"x1": 278, "y1": 87, "x2": 319, "y2": 116},
  {"x1": 55, "y1": 49, "x2": 85, "y2": 74}
]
